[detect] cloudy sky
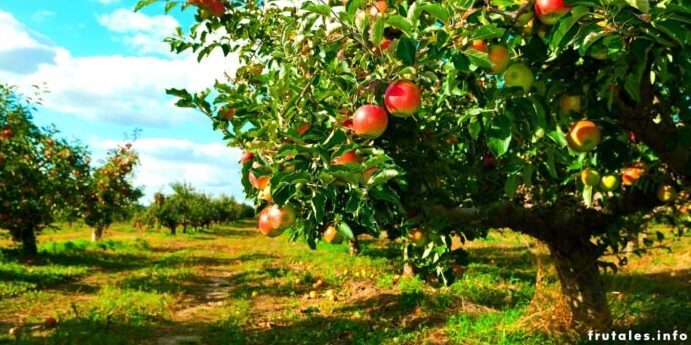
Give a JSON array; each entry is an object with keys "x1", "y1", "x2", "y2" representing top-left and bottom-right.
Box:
[{"x1": 0, "y1": 0, "x2": 245, "y2": 204}]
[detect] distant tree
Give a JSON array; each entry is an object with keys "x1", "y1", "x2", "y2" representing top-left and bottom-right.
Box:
[
  {"x1": 81, "y1": 143, "x2": 142, "y2": 241},
  {"x1": 0, "y1": 85, "x2": 91, "y2": 255}
]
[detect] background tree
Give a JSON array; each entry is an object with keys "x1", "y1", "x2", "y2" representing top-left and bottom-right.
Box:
[
  {"x1": 0, "y1": 85, "x2": 91, "y2": 255},
  {"x1": 81, "y1": 143, "x2": 143, "y2": 241},
  {"x1": 140, "y1": 0, "x2": 690, "y2": 331},
  {"x1": 147, "y1": 183, "x2": 251, "y2": 234}
]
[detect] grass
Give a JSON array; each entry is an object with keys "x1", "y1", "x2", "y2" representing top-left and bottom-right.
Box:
[{"x1": 0, "y1": 220, "x2": 688, "y2": 344}]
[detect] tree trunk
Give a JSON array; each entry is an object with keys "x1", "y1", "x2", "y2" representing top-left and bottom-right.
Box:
[
  {"x1": 170, "y1": 224, "x2": 177, "y2": 235},
  {"x1": 183, "y1": 223, "x2": 187, "y2": 234},
  {"x1": 548, "y1": 240, "x2": 612, "y2": 331},
  {"x1": 91, "y1": 227, "x2": 103, "y2": 242},
  {"x1": 348, "y1": 238, "x2": 360, "y2": 256},
  {"x1": 20, "y1": 227, "x2": 38, "y2": 256}
]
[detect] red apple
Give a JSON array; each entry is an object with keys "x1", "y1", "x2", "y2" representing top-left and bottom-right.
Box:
[
  {"x1": 251, "y1": 175, "x2": 270, "y2": 190},
  {"x1": 222, "y1": 108, "x2": 236, "y2": 120},
  {"x1": 258, "y1": 208, "x2": 282, "y2": 237},
  {"x1": 324, "y1": 225, "x2": 344, "y2": 244},
  {"x1": 560, "y1": 94, "x2": 582, "y2": 114},
  {"x1": 380, "y1": 38, "x2": 392, "y2": 51},
  {"x1": 267, "y1": 205, "x2": 295, "y2": 230},
  {"x1": 470, "y1": 40, "x2": 488, "y2": 53},
  {"x1": 566, "y1": 120, "x2": 601, "y2": 152},
  {"x1": 408, "y1": 228, "x2": 427, "y2": 246},
  {"x1": 621, "y1": 163, "x2": 647, "y2": 186},
  {"x1": 483, "y1": 154, "x2": 496, "y2": 169},
  {"x1": 534, "y1": 0, "x2": 571, "y2": 25},
  {"x1": 370, "y1": 0, "x2": 387, "y2": 16},
  {"x1": 296, "y1": 123, "x2": 311, "y2": 135},
  {"x1": 488, "y1": 45, "x2": 510, "y2": 74},
  {"x1": 188, "y1": 0, "x2": 225, "y2": 17},
  {"x1": 240, "y1": 151, "x2": 254, "y2": 164},
  {"x1": 1, "y1": 127, "x2": 12, "y2": 140},
  {"x1": 629, "y1": 131, "x2": 637, "y2": 144},
  {"x1": 332, "y1": 151, "x2": 358, "y2": 165},
  {"x1": 352, "y1": 105, "x2": 388, "y2": 138},
  {"x1": 44, "y1": 317, "x2": 57, "y2": 328},
  {"x1": 384, "y1": 81, "x2": 421, "y2": 117}
]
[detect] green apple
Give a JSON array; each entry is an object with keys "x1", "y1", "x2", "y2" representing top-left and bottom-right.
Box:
[
  {"x1": 504, "y1": 63, "x2": 534, "y2": 92},
  {"x1": 580, "y1": 168, "x2": 600, "y2": 187}
]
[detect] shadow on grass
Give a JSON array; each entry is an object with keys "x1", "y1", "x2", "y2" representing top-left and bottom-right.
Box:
[
  {"x1": 465, "y1": 246, "x2": 540, "y2": 283},
  {"x1": 605, "y1": 268, "x2": 690, "y2": 335}
]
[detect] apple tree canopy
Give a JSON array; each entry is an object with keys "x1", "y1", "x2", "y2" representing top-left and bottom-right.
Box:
[{"x1": 138, "y1": 0, "x2": 690, "y2": 330}]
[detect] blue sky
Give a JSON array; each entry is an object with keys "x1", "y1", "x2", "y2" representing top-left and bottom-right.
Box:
[{"x1": 0, "y1": 0, "x2": 246, "y2": 203}]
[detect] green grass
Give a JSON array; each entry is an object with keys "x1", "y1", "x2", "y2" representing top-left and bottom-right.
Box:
[{"x1": 0, "y1": 220, "x2": 688, "y2": 345}]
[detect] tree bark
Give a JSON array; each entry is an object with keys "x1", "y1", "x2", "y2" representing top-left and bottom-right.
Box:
[
  {"x1": 91, "y1": 227, "x2": 103, "y2": 242},
  {"x1": 20, "y1": 227, "x2": 38, "y2": 256},
  {"x1": 348, "y1": 238, "x2": 360, "y2": 256},
  {"x1": 548, "y1": 239, "x2": 612, "y2": 332}
]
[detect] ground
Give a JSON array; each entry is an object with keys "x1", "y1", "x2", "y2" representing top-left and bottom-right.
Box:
[{"x1": 0, "y1": 220, "x2": 689, "y2": 345}]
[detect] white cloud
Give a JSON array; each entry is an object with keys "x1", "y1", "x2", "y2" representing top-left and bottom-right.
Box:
[
  {"x1": 31, "y1": 10, "x2": 55, "y2": 23},
  {"x1": 97, "y1": 8, "x2": 178, "y2": 55},
  {"x1": 0, "y1": 10, "x2": 239, "y2": 128},
  {"x1": 0, "y1": 11, "x2": 52, "y2": 52},
  {"x1": 92, "y1": 138, "x2": 246, "y2": 204}
]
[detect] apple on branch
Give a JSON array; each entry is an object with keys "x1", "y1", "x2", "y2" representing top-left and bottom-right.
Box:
[{"x1": 384, "y1": 81, "x2": 421, "y2": 117}]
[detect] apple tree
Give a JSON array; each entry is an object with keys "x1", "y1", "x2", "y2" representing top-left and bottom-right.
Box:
[
  {"x1": 139, "y1": 0, "x2": 690, "y2": 330},
  {"x1": 0, "y1": 84, "x2": 92, "y2": 255},
  {"x1": 81, "y1": 143, "x2": 143, "y2": 241}
]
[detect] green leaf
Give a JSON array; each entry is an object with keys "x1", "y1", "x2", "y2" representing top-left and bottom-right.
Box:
[
  {"x1": 462, "y1": 49, "x2": 491, "y2": 68},
  {"x1": 549, "y1": 6, "x2": 589, "y2": 52},
  {"x1": 386, "y1": 15, "x2": 413, "y2": 34},
  {"x1": 164, "y1": 1, "x2": 179, "y2": 14},
  {"x1": 419, "y1": 4, "x2": 449, "y2": 21},
  {"x1": 545, "y1": 147, "x2": 558, "y2": 178},
  {"x1": 653, "y1": 20, "x2": 690, "y2": 46},
  {"x1": 578, "y1": 29, "x2": 613, "y2": 56},
  {"x1": 529, "y1": 95, "x2": 547, "y2": 130},
  {"x1": 134, "y1": 0, "x2": 159, "y2": 12},
  {"x1": 311, "y1": 192, "x2": 326, "y2": 224},
  {"x1": 523, "y1": 164, "x2": 534, "y2": 187},
  {"x1": 625, "y1": 0, "x2": 649, "y2": 13},
  {"x1": 322, "y1": 130, "x2": 347, "y2": 150},
  {"x1": 346, "y1": 0, "x2": 363, "y2": 17},
  {"x1": 504, "y1": 174, "x2": 520, "y2": 198},
  {"x1": 396, "y1": 36, "x2": 417, "y2": 66},
  {"x1": 487, "y1": 114, "x2": 512, "y2": 157},
  {"x1": 304, "y1": 4, "x2": 332, "y2": 16},
  {"x1": 338, "y1": 222, "x2": 355, "y2": 240},
  {"x1": 369, "y1": 185, "x2": 400, "y2": 203},
  {"x1": 345, "y1": 190, "x2": 362, "y2": 214},
  {"x1": 372, "y1": 15, "x2": 385, "y2": 47},
  {"x1": 468, "y1": 118, "x2": 482, "y2": 140},
  {"x1": 582, "y1": 185, "x2": 593, "y2": 207},
  {"x1": 469, "y1": 25, "x2": 505, "y2": 40},
  {"x1": 368, "y1": 169, "x2": 400, "y2": 187},
  {"x1": 624, "y1": 39, "x2": 651, "y2": 102}
]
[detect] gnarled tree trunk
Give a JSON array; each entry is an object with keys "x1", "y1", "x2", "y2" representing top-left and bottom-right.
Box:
[
  {"x1": 20, "y1": 226, "x2": 38, "y2": 256},
  {"x1": 348, "y1": 238, "x2": 360, "y2": 256},
  {"x1": 91, "y1": 227, "x2": 104, "y2": 242},
  {"x1": 548, "y1": 239, "x2": 612, "y2": 331}
]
